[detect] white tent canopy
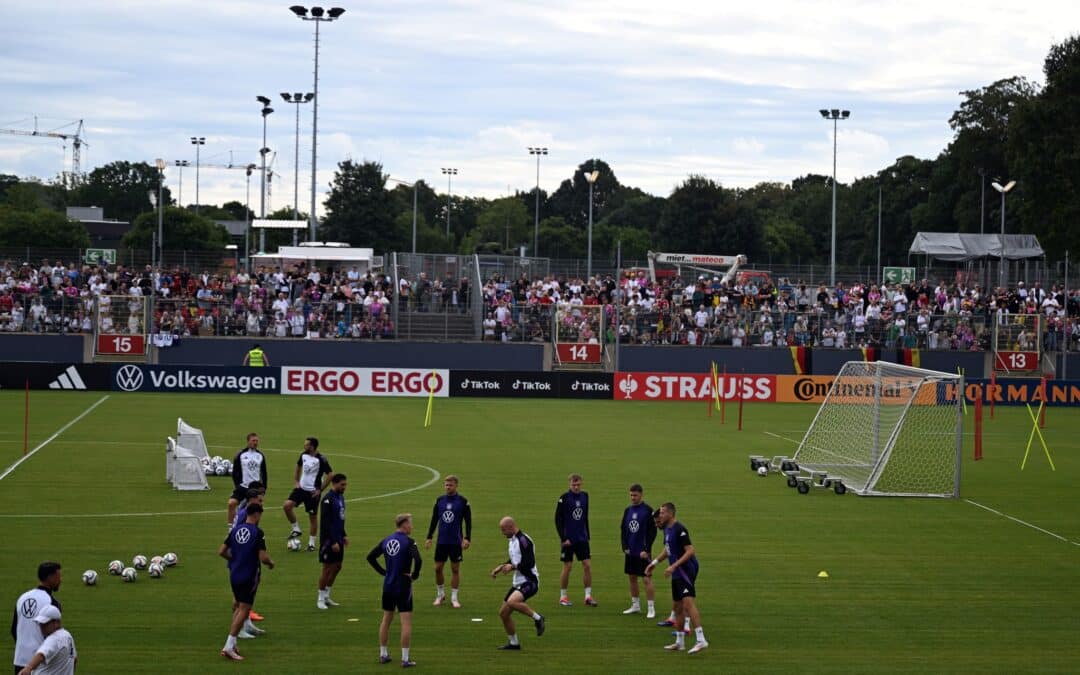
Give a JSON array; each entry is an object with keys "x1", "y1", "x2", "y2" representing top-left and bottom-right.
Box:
[
  {"x1": 908, "y1": 233, "x2": 1044, "y2": 262},
  {"x1": 250, "y1": 245, "x2": 378, "y2": 272}
]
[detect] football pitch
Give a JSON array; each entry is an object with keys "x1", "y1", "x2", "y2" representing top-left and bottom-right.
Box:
[{"x1": 0, "y1": 392, "x2": 1077, "y2": 674}]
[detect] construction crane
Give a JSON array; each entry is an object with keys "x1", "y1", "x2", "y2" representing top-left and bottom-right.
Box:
[
  {"x1": 265, "y1": 151, "x2": 278, "y2": 213},
  {"x1": 0, "y1": 117, "x2": 87, "y2": 182}
]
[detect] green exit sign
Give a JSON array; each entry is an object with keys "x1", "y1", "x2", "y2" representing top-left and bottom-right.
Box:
[
  {"x1": 85, "y1": 248, "x2": 116, "y2": 265},
  {"x1": 883, "y1": 266, "x2": 915, "y2": 285}
]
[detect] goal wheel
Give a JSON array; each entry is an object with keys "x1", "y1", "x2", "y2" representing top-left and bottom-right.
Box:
[
  {"x1": 749, "y1": 459, "x2": 760, "y2": 471},
  {"x1": 796, "y1": 482, "x2": 810, "y2": 494},
  {"x1": 834, "y1": 482, "x2": 846, "y2": 495},
  {"x1": 822, "y1": 479, "x2": 832, "y2": 488},
  {"x1": 786, "y1": 476, "x2": 798, "y2": 488}
]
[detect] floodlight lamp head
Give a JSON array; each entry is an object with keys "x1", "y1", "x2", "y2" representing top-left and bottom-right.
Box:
[
  {"x1": 586, "y1": 170, "x2": 599, "y2": 183},
  {"x1": 819, "y1": 109, "x2": 829, "y2": 118},
  {"x1": 148, "y1": 191, "x2": 156, "y2": 207},
  {"x1": 992, "y1": 182, "x2": 1004, "y2": 192},
  {"x1": 304, "y1": 93, "x2": 314, "y2": 101},
  {"x1": 1003, "y1": 180, "x2": 1016, "y2": 192},
  {"x1": 262, "y1": 106, "x2": 274, "y2": 116},
  {"x1": 841, "y1": 110, "x2": 850, "y2": 118},
  {"x1": 294, "y1": 92, "x2": 304, "y2": 100},
  {"x1": 155, "y1": 158, "x2": 166, "y2": 171},
  {"x1": 289, "y1": 5, "x2": 308, "y2": 17},
  {"x1": 327, "y1": 7, "x2": 345, "y2": 18},
  {"x1": 830, "y1": 108, "x2": 840, "y2": 117},
  {"x1": 310, "y1": 6, "x2": 324, "y2": 17},
  {"x1": 280, "y1": 92, "x2": 292, "y2": 101},
  {"x1": 256, "y1": 95, "x2": 271, "y2": 105}
]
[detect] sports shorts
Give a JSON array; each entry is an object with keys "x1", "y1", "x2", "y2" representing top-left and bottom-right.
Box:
[
  {"x1": 287, "y1": 488, "x2": 320, "y2": 514},
  {"x1": 434, "y1": 544, "x2": 463, "y2": 563},
  {"x1": 319, "y1": 541, "x2": 344, "y2": 564},
  {"x1": 624, "y1": 554, "x2": 649, "y2": 577},
  {"x1": 560, "y1": 540, "x2": 590, "y2": 563},
  {"x1": 231, "y1": 577, "x2": 260, "y2": 605},
  {"x1": 504, "y1": 581, "x2": 538, "y2": 602},
  {"x1": 382, "y1": 586, "x2": 413, "y2": 613}
]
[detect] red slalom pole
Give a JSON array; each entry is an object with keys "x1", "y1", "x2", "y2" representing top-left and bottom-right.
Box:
[
  {"x1": 721, "y1": 365, "x2": 727, "y2": 425},
  {"x1": 974, "y1": 395, "x2": 983, "y2": 460},
  {"x1": 1039, "y1": 377, "x2": 1047, "y2": 429},
  {"x1": 23, "y1": 379, "x2": 29, "y2": 456},
  {"x1": 737, "y1": 371, "x2": 744, "y2": 431},
  {"x1": 989, "y1": 371, "x2": 996, "y2": 420}
]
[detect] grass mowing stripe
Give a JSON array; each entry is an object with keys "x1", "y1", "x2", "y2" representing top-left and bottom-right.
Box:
[
  {"x1": 0, "y1": 394, "x2": 109, "y2": 481},
  {"x1": 963, "y1": 498, "x2": 1080, "y2": 546}
]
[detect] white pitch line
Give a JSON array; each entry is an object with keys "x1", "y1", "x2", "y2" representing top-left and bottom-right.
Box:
[
  {"x1": 764, "y1": 431, "x2": 801, "y2": 445},
  {"x1": 0, "y1": 449, "x2": 439, "y2": 519},
  {"x1": 0, "y1": 395, "x2": 110, "y2": 482},
  {"x1": 963, "y1": 499, "x2": 1080, "y2": 547}
]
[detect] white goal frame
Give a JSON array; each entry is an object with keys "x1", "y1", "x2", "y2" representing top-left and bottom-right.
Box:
[{"x1": 792, "y1": 361, "x2": 963, "y2": 498}]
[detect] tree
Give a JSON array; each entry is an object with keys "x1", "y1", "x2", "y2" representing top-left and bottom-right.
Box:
[
  {"x1": 474, "y1": 197, "x2": 531, "y2": 252},
  {"x1": 657, "y1": 175, "x2": 730, "y2": 252},
  {"x1": 320, "y1": 160, "x2": 397, "y2": 250},
  {"x1": 0, "y1": 204, "x2": 89, "y2": 248},
  {"x1": 546, "y1": 159, "x2": 622, "y2": 229},
  {"x1": 73, "y1": 161, "x2": 171, "y2": 225},
  {"x1": 537, "y1": 217, "x2": 585, "y2": 259},
  {"x1": 122, "y1": 207, "x2": 231, "y2": 251}
]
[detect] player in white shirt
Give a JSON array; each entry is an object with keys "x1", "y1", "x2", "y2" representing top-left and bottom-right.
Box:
[
  {"x1": 284, "y1": 437, "x2": 334, "y2": 550},
  {"x1": 17, "y1": 606, "x2": 75, "y2": 675},
  {"x1": 227, "y1": 433, "x2": 268, "y2": 527},
  {"x1": 492, "y1": 517, "x2": 544, "y2": 650},
  {"x1": 12, "y1": 562, "x2": 62, "y2": 673}
]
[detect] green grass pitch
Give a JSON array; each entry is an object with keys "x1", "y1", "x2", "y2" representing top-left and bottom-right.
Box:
[{"x1": 0, "y1": 392, "x2": 1077, "y2": 673}]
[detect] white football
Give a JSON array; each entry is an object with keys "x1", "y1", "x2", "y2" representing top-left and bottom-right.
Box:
[
  {"x1": 215, "y1": 465, "x2": 227, "y2": 476},
  {"x1": 150, "y1": 555, "x2": 164, "y2": 567},
  {"x1": 148, "y1": 563, "x2": 164, "y2": 578},
  {"x1": 82, "y1": 570, "x2": 98, "y2": 586},
  {"x1": 204, "y1": 463, "x2": 215, "y2": 475},
  {"x1": 757, "y1": 466, "x2": 769, "y2": 477},
  {"x1": 108, "y1": 560, "x2": 123, "y2": 575},
  {"x1": 133, "y1": 555, "x2": 148, "y2": 569},
  {"x1": 162, "y1": 552, "x2": 178, "y2": 567},
  {"x1": 287, "y1": 538, "x2": 301, "y2": 551},
  {"x1": 121, "y1": 567, "x2": 137, "y2": 582}
]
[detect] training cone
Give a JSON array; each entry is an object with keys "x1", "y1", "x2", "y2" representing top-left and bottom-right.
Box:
[{"x1": 817, "y1": 570, "x2": 829, "y2": 579}]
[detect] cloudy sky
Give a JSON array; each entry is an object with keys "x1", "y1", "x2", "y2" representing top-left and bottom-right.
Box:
[{"x1": 1, "y1": 1, "x2": 1076, "y2": 217}]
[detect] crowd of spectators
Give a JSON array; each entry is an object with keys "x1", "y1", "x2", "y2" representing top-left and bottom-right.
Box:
[{"x1": 2, "y1": 255, "x2": 1078, "y2": 351}]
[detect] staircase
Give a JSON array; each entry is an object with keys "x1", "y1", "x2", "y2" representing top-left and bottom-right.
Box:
[{"x1": 396, "y1": 311, "x2": 476, "y2": 341}]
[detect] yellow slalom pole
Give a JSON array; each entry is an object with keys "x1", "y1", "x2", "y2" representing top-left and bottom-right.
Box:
[
  {"x1": 423, "y1": 370, "x2": 436, "y2": 428},
  {"x1": 1022, "y1": 401, "x2": 1055, "y2": 471},
  {"x1": 711, "y1": 362, "x2": 721, "y2": 412}
]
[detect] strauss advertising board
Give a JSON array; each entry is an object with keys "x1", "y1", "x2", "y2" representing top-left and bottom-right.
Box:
[
  {"x1": 280, "y1": 367, "x2": 449, "y2": 397},
  {"x1": 613, "y1": 372, "x2": 776, "y2": 402}
]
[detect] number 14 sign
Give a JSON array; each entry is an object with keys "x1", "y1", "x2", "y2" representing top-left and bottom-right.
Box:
[
  {"x1": 556, "y1": 343, "x2": 601, "y2": 364},
  {"x1": 97, "y1": 334, "x2": 146, "y2": 355}
]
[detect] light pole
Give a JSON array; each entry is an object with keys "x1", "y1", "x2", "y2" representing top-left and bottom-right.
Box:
[
  {"x1": 585, "y1": 168, "x2": 599, "y2": 279},
  {"x1": 978, "y1": 168, "x2": 986, "y2": 234},
  {"x1": 389, "y1": 178, "x2": 418, "y2": 253},
  {"x1": 819, "y1": 109, "x2": 849, "y2": 287},
  {"x1": 992, "y1": 179, "x2": 1016, "y2": 288},
  {"x1": 441, "y1": 168, "x2": 457, "y2": 241},
  {"x1": 256, "y1": 96, "x2": 274, "y2": 252},
  {"x1": 190, "y1": 137, "x2": 205, "y2": 215},
  {"x1": 155, "y1": 158, "x2": 165, "y2": 267},
  {"x1": 174, "y1": 160, "x2": 189, "y2": 207},
  {"x1": 281, "y1": 92, "x2": 314, "y2": 245},
  {"x1": 244, "y1": 163, "x2": 256, "y2": 271},
  {"x1": 528, "y1": 147, "x2": 547, "y2": 256},
  {"x1": 289, "y1": 5, "x2": 346, "y2": 242}
]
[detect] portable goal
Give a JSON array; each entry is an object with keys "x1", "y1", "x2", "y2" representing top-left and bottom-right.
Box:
[
  {"x1": 791, "y1": 361, "x2": 963, "y2": 497},
  {"x1": 166, "y1": 418, "x2": 211, "y2": 490}
]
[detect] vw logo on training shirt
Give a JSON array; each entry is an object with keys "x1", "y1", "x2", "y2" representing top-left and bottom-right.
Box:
[
  {"x1": 234, "y1": 528, "x2": 251, "y2": 545},
  {"x1": 385, "y1": 539, "x2": 401, "y2": 556},
  {"x1": 628, "y1": 519, "x2": 640, "y2": 533},
  {"x1": 115, "y1": 364, "x2": 144, "y2": 392},
  {"x1": 20, "y1": 597, "x2": 38, "y2": 618},
  {"x1": 441, "y1": 510, "x2": 455, "y2": 523},
  {"x1": 572, "y1": 507, "x2": 583, "y2": 520}
]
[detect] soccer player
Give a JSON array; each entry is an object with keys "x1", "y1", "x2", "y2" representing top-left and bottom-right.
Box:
[
  {"x1": 12, "y1": 561, "x2": 62, "y2": 674},
  {"x1": 554, "y1": 473, "x2": 595, "y2": 606},
  {"x1": 646, "y1": 502, "x2": 708, "y2": 654},
  {"x1": 17, "y1": 606, "x2": 75, "y2": 675},
  {"x1": 231, "y1": 484, "x2": 267, "y2": 635},
  {"x1": 227, "y1": 433, "x2": 268, "y2": 528},
  {"x1": 218, "y1": 504, "x2": 275, "y2": 662},
  {"x1": 284, "y1": 437, "x2": 333, "y2": 551},
  {"x1": 620, "y1": 483, "x2": 658, "y2": 618},
  {"x1": 317, "y1": 473, "x2": 348, "y2": 610},
  {"x1": 367, "y1": 513, "x2": 422, "y2": 668},
  {"x1": 424, "y1": 475, "x2": 473, "y2": 608},
  {"x1": 492, "y1": 516, "x2": 544, "y2": 650},
  {"x1": 651, "y1": 507, "x2": 688, "y2": 633}
]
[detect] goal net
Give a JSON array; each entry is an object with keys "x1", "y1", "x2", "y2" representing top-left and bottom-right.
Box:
[
  {"x1": 166, "y1": 437, "x2": 210, "y2": 491},
  {"x1": 792, "y1": 361, "x2": 962, "y2": 497}
]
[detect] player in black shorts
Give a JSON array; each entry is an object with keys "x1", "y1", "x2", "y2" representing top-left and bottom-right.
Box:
[
  {"x1": 645, "y1": 503, "x2": 708, "y2": 654},
  {"x1": 317, "y1": 474, "x2": 348, "y2": 609},
  {"x1": 367, "y1": 514, "x2": 422, "y2": 667},
  {"x1": 620, "y1": 483, "x2": 658, "y2": 618},
  {"x1": 424, "y1": 475, "x2": 472, "y2": 607},
  {"x1": 492, "y1": 516, "x2": 544, "y2": 650},
  {"x1": 554, "y1": 473, "x2": 595, "y2": 606},
  {"x1": 284, "y1": 437, "x2": 333, "y2": 551}
]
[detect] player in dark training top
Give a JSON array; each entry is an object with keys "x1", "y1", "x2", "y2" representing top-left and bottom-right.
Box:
[
  {"x1": 645, "y1": 503, "x2": 708, "y2": 654},
  {"x1": 218, "y1": 504, "x2": 275, "y2": 662},
  {"x1": 554, "y1": 473, "x2": 595, "y2": 606},
  {"x1": 424, "y1": 475, "x2": 472, "y2": 608},
  {"x1": 283, "y1": 437, "x2": 333, "y2": 551},
  {"x1": 620, "y1": 483, "x2": 658, "y2": 618},
  {"x1": 227, "y1": 432, "x2": 267, "y2": 528},
  {"x1": 317, "y1": 473, "x2": 348, "y2": 610},
  {"x1": 491, "y1": 516, "x2": 544, "y2": 650},
  {"x1": 367, "y1": 513, "x2": 422, "y2": 668}
]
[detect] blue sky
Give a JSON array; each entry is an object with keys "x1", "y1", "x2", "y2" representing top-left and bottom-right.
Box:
[{"x1": 1, "y1": 0, "x2": 1076, "y2": 217}]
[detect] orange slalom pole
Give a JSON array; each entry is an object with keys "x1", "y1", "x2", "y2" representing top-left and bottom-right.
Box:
[
  {"x1": 1039, "y1": 377, "x2": 1047, "y2": 429},
  {"x1": 989, "y1": 371, "x2": 996, "y2": 420},
  {"x1": 721, "y1": 365, "x2": 727, "y2": 425}
]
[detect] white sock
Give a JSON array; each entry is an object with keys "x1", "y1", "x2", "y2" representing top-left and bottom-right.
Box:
[
  {"x1": 308, "y1": 535, "x2": 316, "y2": 547},
  {"x1": 668, "y1": 611, "x2": 676, "y2": 621},
  {"x1": 451, "y1": 588, "x2": 459, "y2": 601},
  {"x1": 647, "y1": 600, "x2": 655, "y2": 611},
  {"x1": 325, "y1": 585, "x2": 332, "y2": 597},
  {"x1": 318, "y1": 589, "x2": 326, "y2": 600},
  {"x1": 560, "y1": 588, "x2": 567, "y2": 597},
  {"x1": 630, "y1": 596, "x2": 640, "y2": 607},
  {"x1": 509, "y1": 634, "x2": 519, "y2": 646},
  {"x1": 290, "y1": 522, "x2": 300, "y2": 532},
  {"x1": 683, "y1": 617, "x2": 691, "y2": 631},
  {"x1": 695, "y1": 627, "x2": 706, "y2": 642},
  {"x1": 380, "y1": 646, "x2": 389, "y2": 657},
  {"x1": 402, "y1": 648, "x2": 410, "y2": 661},
  {"x1": 532, "y1": 612, "x2": 542, "y2": 620},
  {"x1": 585, "y1": 586, "x2": 592, "y2": 597},
  {"x1": 436, "y1": 584, "x2": 444, "y2": 597},
  {"x1": 243, "y1": 619, "x2": 256, "y2": 632},
  {"x1": 225, "y1": 635, "x2": 237, "y2": 650},
  {"x1": 676, "y1": 632, "x2": 685, "y2": 648}
]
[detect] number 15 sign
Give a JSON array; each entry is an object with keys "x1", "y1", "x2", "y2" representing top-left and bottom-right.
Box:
[{"x1": 97, "y1": 334, "x2": 146, "y2": 355}]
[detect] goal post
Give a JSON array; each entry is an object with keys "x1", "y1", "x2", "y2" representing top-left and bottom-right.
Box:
[
  {"x1": 167, "y1": 418, "x2": 211, "y2": 491},
  {"x1": 792, "y1": 361, "x2": 963, "y2": 497}
]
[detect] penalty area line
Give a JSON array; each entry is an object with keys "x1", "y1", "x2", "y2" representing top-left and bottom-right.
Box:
[
  {"x1": 0, "y1": 395, "x2": 110, "y2": 482},
  {"x1": 963, "y1": 499, "x2": 1080, "y2": 547}
]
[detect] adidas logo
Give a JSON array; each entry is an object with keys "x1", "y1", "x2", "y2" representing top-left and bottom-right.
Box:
[{"x1": 48, "y1": 366, "x2": 87, "y2": 390}]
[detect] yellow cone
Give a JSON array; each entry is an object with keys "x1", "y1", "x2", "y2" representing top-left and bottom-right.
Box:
[{"x1": 817, "y1": 570, "x2": 829, "y2": 578}]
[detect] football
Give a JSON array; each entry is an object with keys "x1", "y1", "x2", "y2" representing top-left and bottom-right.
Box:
[
  {"x1": 82, "y1": 570, "x2": 98, "y2": 586},
  {"x1": 215, "y1": 464, "x2": 227, "y2": 476},
  {"x1": 148, "y1": 563, "x2": 164, "y2": 578},
  {"x1": 133, "y1": 555, "x2": 148, "y2": 569},
  {"x1": 757, "y1": 465, "x2": 769, "y2": 477},
  {"x1": 287, "y1": 537, "x2": 302, "y2": 551},
  {"x1": 150, "y1": 555, "x2": 164, "y2": 567},
  {"x1": 162, "y1": 552, "x2": 178, "y2": 567},
  {"x1": 121, "y1": 567, "x2": 137, "y2": 582},
  {"x1": 107, "y1": 560, "x2": 123, "y2": 575}
]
